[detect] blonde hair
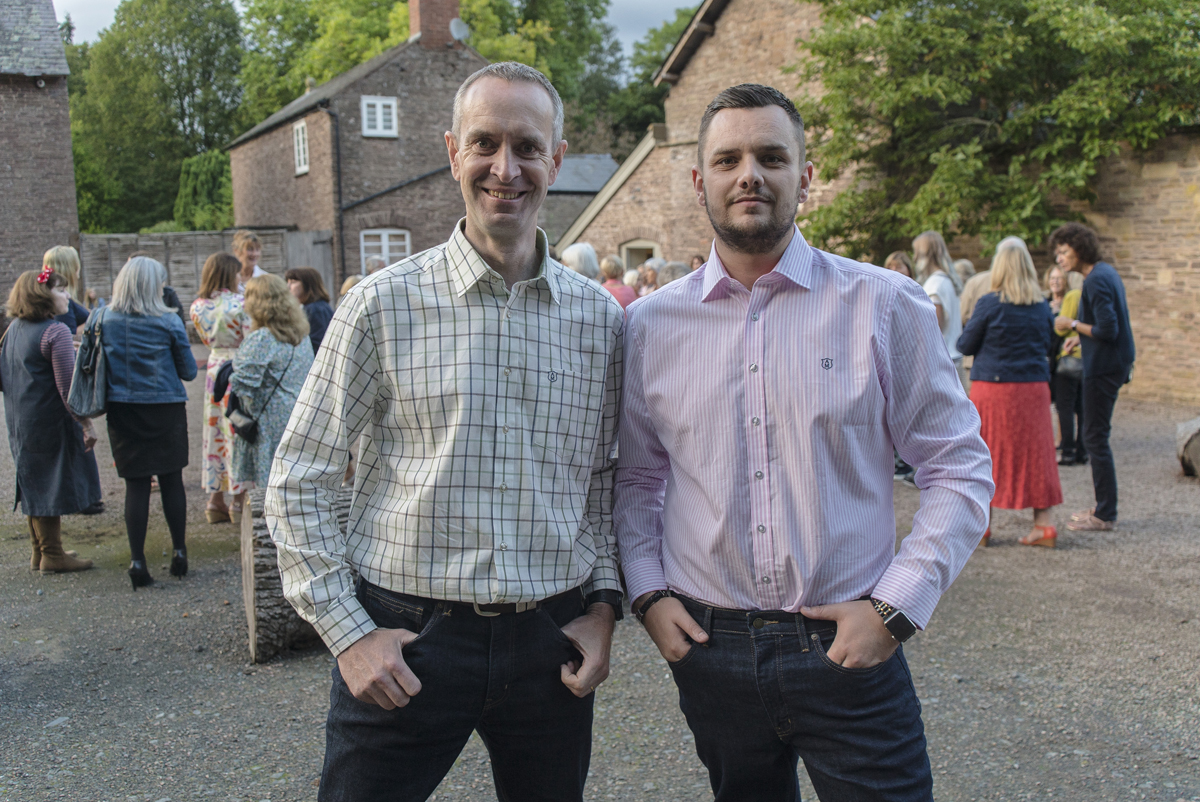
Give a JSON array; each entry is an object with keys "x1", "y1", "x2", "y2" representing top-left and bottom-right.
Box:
[
  {"x1": 989, "y1": 237, "x2": 1042, "y2": 306},
  {"x1": 883, "y1": 251, "x2": 913, "y2": 277},
  {"x1": 43, "y1": 246, "x2": 82, "y2": 301},
  {"x1": 340, "y1": 274, "x2": 362, "y2": 297},
  {"x1": 244, "y1": 274, "x2": 309, "y2": 346},
  {"x1": 912, "y1": 231, "x2": 963, "y2": 294},
  {"x1": 231, "y1": 229, "x2": 262, "y2": 256},
  {"x1": 600, "y1": 254, "x2": 624, "y2": 280}
]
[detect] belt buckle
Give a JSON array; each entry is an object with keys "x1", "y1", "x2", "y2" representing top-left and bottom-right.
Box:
[{"x1": 473, "y1": 602, "x2": 501, "y2": 617}]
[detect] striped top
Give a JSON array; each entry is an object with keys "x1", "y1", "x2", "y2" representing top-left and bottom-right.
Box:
[
  {"x1": 266, "y1": 222, "x2": 625, "y2": 656},
  {"x1": 42, "y1": 322, "x2": 80, "y2": 421},
  {"x1": 615, "y1": 228, "x2": 994, "y2": 629}
]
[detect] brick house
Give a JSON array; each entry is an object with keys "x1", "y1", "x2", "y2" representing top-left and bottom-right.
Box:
[
  {"x1": 562, "y1": 0, "x2": 1199, "y2": 405},
  {"x1": 228, "y1": 0, "x2": 486, "y2": 285},
  {"x1": 0, "y1": 0, "x2": 79, "y2": 290}
]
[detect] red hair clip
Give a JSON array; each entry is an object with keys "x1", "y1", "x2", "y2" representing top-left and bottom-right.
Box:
[{"x1": 37, "y1": 265, "x2": 53, "y2": 284}]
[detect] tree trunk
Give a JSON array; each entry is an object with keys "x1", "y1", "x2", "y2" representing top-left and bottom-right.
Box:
[{"x1": 241, "y1": 487, "x2": 352, "y2": 663}]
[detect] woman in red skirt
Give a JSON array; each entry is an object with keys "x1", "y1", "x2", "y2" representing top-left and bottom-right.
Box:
[{"x1": 957, "y1": 237, "x2": 1062, "y2": 547}]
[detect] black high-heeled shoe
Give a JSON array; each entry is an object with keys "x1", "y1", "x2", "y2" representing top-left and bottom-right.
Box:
[
  {"x1": 169, "y1": 549, "x2": 188, "y2": 579},
  {"x1": 128, "y1": 560, "x2": 154, "y2": 591}
]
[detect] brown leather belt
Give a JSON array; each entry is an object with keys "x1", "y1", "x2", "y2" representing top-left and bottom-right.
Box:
[{"x1": 456, "y1": 588, "x2": 580, "y2": 617}]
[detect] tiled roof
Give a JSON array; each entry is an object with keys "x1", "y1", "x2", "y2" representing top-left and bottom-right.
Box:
[
  {"x1": 227, "y1": 39, "x2": 417, "y2": 149},
  {"x1": 550, "y1": 154, "x2": 619, "y2": 193},
  {"x1": 0, "y1": 0, "x2": 69, "y2": 76}
]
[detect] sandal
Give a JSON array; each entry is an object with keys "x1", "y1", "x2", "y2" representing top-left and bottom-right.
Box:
[
  {"x1": 229, "y1": 503, "x2": 242, "y2": 525},
  {"x1": 1070, "y1": 507, "x2": 1095, "y2": 522},
  {"x1": 1019, "y1": 525, "x2": 1057, "y2": 548},
  {"x1": 1067, "y1": 514, "x2": 1114, "y2": 532}
]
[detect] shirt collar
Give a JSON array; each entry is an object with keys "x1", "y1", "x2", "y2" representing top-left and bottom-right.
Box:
[
  {"x1": 701, "y1": 224, "x2": 814, "y2": 301},
  {"x1": 446, "y1": 219, "x2": 561, "y2": 304}
]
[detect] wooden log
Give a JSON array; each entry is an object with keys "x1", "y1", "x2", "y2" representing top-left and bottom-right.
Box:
[{"x1": 241, "y1": 487, "x2": 353, "y2": 663}]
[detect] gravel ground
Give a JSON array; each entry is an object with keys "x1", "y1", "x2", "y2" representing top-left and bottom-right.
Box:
[{"x1": 0, "y1": 348, "x2": 1197, "y2": 801}]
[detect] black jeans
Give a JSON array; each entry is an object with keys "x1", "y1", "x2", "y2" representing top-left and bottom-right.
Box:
[
  {"x1": 1053, "y1": 372, "x2": 1086, "y2": 462},
  {"x1": 319, "y1": 582, "x2": 593, "y2": 802},
  {"x1": 669, "y1": 595, "x2": 933, "y2": 802},
  {"x1": 1082, "y1": 371, "x2": 1124, "y2": 522}
]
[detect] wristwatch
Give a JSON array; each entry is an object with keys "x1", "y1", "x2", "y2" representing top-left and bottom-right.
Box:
[
  {"x1": 870, "y1": 598, "x2": 917, "y2": 643},
  {"x1": 586, "y1": 589, "x2": 624, "y2": 622},
  {"x1": 633, "y1": 589, "x2": 671, "y2": 624},
  {"x1": 1070, "y1": 319, "x2": 1079, "y2": 331}
]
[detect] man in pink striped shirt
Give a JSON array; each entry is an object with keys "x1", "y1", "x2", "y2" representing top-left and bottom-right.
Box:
[{"x1": 615, "y1": 85, "x2": 994, "y2": 801}]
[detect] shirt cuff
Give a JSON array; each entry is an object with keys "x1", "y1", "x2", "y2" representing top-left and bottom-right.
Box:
[
  {"x1": 311, "y1": 595, "x2": 378, "y2": 657},
  {"x1": 622, "y1": 557, "x2": 669, "y2": 604},
  {"x1": 871, "y1": 564, "x2": 944, "y2": 631},
  {"x1": 582, "y1": 555, "x2": 623, "y2": 597}
]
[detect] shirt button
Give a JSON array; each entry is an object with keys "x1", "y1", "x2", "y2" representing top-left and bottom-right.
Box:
[
  {"x1": 752, "y1": 313, "x2": 760, "y2": 321},
  {"x1": 499, "y1": 483, "x2": 508, "y2": 492},
  {"x1": 503, "y1": 368, "x2": 511, "y2": 376},
  {"x1": 761, "y1": 576, "x2": 771, "y2": 584},
  {"x1": 751, "y1": 416, "x2": 761, "y2": 426},
  {"x1": 756, "y1": 524, "x2": 766, "y2": 533},
  {"x1": 749, "y1": 363, "x2": 759, "y2": 373},
  {"x1": 499, "y1": 543, "x2": 508, "y2": 551},
  {"x1": 502, "y1": 425, "x2": 510, "y2": 433},
  {"x1": 754, "y1": 470, "x2": 764, "y2": 480}
]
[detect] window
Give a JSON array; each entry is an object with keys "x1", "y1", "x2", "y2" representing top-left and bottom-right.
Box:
[
  {"x1": 620, "y1": 238, "x2": 662, "y2": 270},
  {"x1": 361, "y1": 96, "x2": 398, "y2": 138},
  {"x1": 360, "y1": 229, "x2": 411, "y2": 273},
  {"x1": 293, "y1": 120, "x2": 309, "y2": 175}
]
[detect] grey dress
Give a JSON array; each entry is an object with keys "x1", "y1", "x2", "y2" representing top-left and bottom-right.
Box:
[{"x1": 229, "y1": 329, "x2": 314, "y2": 486}]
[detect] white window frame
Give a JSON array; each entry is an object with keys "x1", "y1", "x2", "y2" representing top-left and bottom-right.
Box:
[
  {"x1": 620, "y1": 238, "x2": 662, "y2": 269},
  {"x1": 292, "y1": 120, "x2": 309, "y2": 175},
  {"x1": 360, "y1": 228, "x2": 412, "y2": 273},
  {"x1": 360, "y1": 95, "x2": 399, "y2": 138}
]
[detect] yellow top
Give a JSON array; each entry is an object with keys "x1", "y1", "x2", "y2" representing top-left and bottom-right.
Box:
[{"x1": 1055, "y1": 289, "x2": 1082, "y2": 358}]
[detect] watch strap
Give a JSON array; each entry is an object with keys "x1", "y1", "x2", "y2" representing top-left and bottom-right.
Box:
[
  {"x1": 585, "y1": 589, "x2": 624, "y2": 622},
  {"x1": 633, "y1": 589, "x2": 671, "y2": 623},
  {"x1": 870, "y1": 597, "x2": 917, "y2": 643}
]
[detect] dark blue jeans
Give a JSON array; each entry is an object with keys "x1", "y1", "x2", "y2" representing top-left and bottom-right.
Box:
[
  {"x1": 1082, "y1": 371, "x2": 1123, "y2": 522},
  {"x1": 669, "y1": 595, "x2": 933, "y2": 802},
  {"x1": 319, "y1": 581, "x2": 593, "y2": 802}
]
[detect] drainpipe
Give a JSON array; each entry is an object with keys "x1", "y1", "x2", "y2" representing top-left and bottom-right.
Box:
[{"x1": 319, "y1": 101, "x2": 347, "y2": 281}]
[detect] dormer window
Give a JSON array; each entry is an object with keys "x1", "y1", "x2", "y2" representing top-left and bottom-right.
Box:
[
  {"x1": 361, "y1": 96, "x2": 398, "y2": 138},
  {"x1": 293, "y1": 120, "x2": 309, "y2": 175}
]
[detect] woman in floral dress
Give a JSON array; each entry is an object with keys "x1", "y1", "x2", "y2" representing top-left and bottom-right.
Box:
[{"x1": 190, "y1": 253, "x2": 251, "y2": 523}]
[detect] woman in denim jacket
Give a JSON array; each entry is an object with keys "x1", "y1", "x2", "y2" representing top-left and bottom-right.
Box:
[{"x1": 101, "y1": 257, "x2": 198, "y2": 589}]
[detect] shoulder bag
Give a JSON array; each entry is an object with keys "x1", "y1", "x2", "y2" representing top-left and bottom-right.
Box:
[
  {"x1": 227, "y1": 345, "x2": 296, "y2": 444},
  {"x1": 67, "y1": 307, "x2": 108, "y2": 418}
]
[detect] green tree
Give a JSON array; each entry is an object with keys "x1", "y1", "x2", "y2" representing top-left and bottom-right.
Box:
[
  {"x1": 238, "y1": 0, "x2": 320, "y2": 126},
  {"x1": 70, "y1": 0, "x2": 243, "y2": 232},
  {"x1": 604, "y1": 5, "x2": 695, "y2": 147},
  {"x1": 794, "y1": 0, "x2": 1200, "y2": 261},
  {"x1": 174, "y1": 150, "x2": 234, "y2": 231}
]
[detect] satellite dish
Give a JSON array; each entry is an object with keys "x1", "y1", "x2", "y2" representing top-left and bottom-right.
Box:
[{"x1": 449, "y1": 17, "x2": 470, "y2": 42}]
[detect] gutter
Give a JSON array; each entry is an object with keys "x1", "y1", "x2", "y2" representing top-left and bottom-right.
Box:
[
  {"x1": 341, "y1": 165, "x2": 453, "y2": 212},
  {"x1": 318, "y1": 102, "x2": 347, "y2": 279}
]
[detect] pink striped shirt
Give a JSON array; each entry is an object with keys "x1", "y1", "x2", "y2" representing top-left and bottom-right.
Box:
[{"x1": 615, "y1": 229, "x2": 994, "y2": 628}]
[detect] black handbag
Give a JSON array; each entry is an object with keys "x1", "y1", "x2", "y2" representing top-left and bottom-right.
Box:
[
  {"x1": 1056, "y1": 354, "x2": 1083, "y2": 381},
  {"x1": 68, "y1": 307, "x2": 108, "y2": 418},
  {"x1": 227, "y1": 347, "x2": 295, "y2": 445}
]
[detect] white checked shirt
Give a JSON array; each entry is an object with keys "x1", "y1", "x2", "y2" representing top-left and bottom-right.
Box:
[
  {"x1": 267, "y1": 223, "x2": 624, "y2": 656},
  {"x1": 615, "y1": 228, "x2": 994, "y2": 628}
]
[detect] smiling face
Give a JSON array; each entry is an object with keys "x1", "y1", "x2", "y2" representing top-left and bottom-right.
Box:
[
  {"x1": 1047, "y1": 266, "x2": 1066, "y2": 295},
  {"x1": 237, "y1": 243, "x2": 261, "y2": 273},
  {"x1": 693, "y1": 105, "x2": 812, "y2": 255},
  {"x1": 446, "y1": 77, "x2": 565, "y2": 246}
]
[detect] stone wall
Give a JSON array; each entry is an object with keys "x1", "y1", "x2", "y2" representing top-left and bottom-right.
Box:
[{"x1": 0, "y1": 75, "x2": 79, "y2": 290}]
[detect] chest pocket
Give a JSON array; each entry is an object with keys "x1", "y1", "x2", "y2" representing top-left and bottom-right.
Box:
[
  {"x1": 527, "y1": 367, "x2": 605, "y2": 460},
  {"x1": 792, "y1": 343, "x2": 880, "y2": 428}
]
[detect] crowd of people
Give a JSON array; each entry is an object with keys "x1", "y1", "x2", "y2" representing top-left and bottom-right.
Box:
[
  {"x1": 0, "y1": 232, "x2": 328, "y2": 588},
  {"x1": 556, "y1": 241, "x2": 704, "y2": 309},
  {"x1": 883, "y1": 222, "x2": 1135, "y2": 547}
]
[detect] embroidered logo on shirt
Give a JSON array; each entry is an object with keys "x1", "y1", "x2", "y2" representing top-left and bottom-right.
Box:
[
  {"x1": 548, "y1": 370, "x2": 558, "y2": 383},
  {"x1": 821, "y1": 358, "x2": 833, "y2": 370}
]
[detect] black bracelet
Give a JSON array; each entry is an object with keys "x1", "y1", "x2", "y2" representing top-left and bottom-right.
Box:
[{"x1": 634, "y1": 590, "x2": 671, "y2": 623}]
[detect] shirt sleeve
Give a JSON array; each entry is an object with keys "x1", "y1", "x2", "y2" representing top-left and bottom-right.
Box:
[
  {"x1": 230, "y1": 333, "x2": 271, "y2": 415},
  {"x1": 580, "y1": 311, "x2": 624, "y2": 598},
  {"x1": 40, "y1": 322, "x2": 83, "y2": 422},
  {"x1": 613, "y1": 303, "x2": 673, "y2": 603},
  {"x1": 873, "y1": 281, "x2": 995, "y2": 629},
  {"x1": 1085, "y1": 274, "x2": 1120, "y2": 342},
  {"x1": 265, "y1": 291, "x2": 382, "y2": 656},
  {"x1": 168, "y1": 316, "x2": 198, "y2": 382}
]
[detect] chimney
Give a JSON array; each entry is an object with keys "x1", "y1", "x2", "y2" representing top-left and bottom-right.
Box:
[{"x1": 410, "y1": 0, "x2": 460, "y2": 49}]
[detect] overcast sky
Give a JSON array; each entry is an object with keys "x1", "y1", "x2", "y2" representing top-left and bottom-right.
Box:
[{"x1": 54, "y1": 0, "x2": 691, "y2": 59}]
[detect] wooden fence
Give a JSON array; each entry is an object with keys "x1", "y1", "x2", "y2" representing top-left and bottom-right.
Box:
[{"x1": 79, "y1": 229, "x2": 334, "y2": 316}]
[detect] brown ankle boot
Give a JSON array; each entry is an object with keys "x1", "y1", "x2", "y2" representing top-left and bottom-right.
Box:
[{"x1": 35, "y1": 517, "x2": 93, "y2": 573}]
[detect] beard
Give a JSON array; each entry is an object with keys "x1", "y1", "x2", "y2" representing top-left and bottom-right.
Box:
[{"x1": 704, "y1": 187, "x2": 797, "y2": 255}]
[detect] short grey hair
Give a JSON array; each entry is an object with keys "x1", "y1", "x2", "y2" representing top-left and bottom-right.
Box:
[
  {"x1": 561, "y1": 242, "x2": 599, "y2": 281},
  {"x1": 656, "y1": 262, "x2": 691, "y2": 289},
  {"x1": 453, "y1": 62, "x2": 564, "y2": 144},
  {"x1": 110, "y1": 256, "x2": 175, "y2": 317}
]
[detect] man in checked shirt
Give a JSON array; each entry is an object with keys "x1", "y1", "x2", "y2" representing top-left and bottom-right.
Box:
[
  {"x1": 616, "y1": 84, "x2": 994, "y2": 801},
  {"x1": 266, "y1": 63, "x2": 625, "y2": 801}
]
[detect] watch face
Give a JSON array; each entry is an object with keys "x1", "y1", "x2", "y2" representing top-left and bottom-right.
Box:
[{"x1": 886, "y1": 612, "x2": 918, "y2": 643}]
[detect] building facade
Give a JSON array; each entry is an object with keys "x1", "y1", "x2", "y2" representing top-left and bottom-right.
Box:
[{"x1": 0, "y1": 0, "x2": 79, "y2": 290}]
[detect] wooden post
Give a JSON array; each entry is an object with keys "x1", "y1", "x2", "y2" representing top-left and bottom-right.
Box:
[{"x1": 241, "y1": 487, "x2": 352, "y2": 662}]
